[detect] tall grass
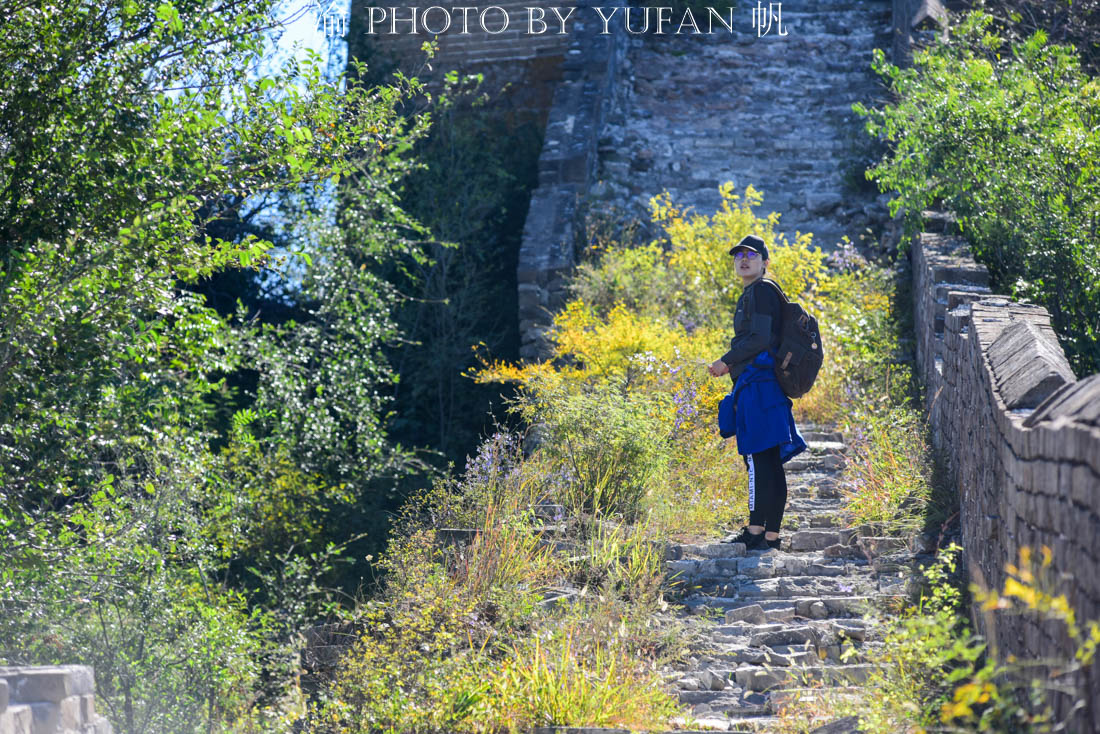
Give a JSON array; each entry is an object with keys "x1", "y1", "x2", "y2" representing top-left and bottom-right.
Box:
[
  {"x1": 487, "y1": 623, "x2": 681, "y2": 731},
  {"x1": 841, "y1": 405, "x2": 931, "y2": 532}
]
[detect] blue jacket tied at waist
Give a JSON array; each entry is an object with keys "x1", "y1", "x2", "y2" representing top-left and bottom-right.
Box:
[{"x1": 730, "y1": 350, "x2": 807, "y2": 463}]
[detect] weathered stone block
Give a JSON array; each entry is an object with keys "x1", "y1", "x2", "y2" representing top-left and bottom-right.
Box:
[
  {"x1": 751, "y1": 625, "x2": 818, "y2": 648},
  {"x1": 790, "y1": 530, "x2": 840, "y2": 552},
  {"x1": 930, "y1": 260, "x2": 990, "y2": 288},
  {"x1": 737, "y1": 556, "x2": 776, "y2": 579},
  {"x1": 946, "y1": 286, "x2": 991, "y2": 309},
  {"x1": 1033, "y1": 461, "x2": 1060, "y2": 497},
  {"x1": 809, "y1": 715, "x2": 864, "y2": 734},
  {"x1": 1070, "y1": 464, "x2": 1097, "y2": 507},
  {"x1": 1025, "y1": 374, "x2": 1100, "y2": 445},
  {"x1": 695, "y1": 543, "x2": 745, "y2": 559},
  {"x1": 516, "y1": 282, "x2": 545, "y2": 312},
  {"x1": 0, "y1": 668, "x2": 93, "y2": 704},
  {"x1": 664, "y1": 560, "x2": 696, "y2": 582},
  {"x1": 1, "y1": 704, "x2": 33, "y2": 734},
  {"x1": 29, "y1": 703, "x2": 58, "y2": 734},
  {"x1": 805, "y1": 191, "x2": 843, "y2": 215},
  {"x1": 58, "y1": 695, "x2": 81, "y2": 729},
  {"x1": 715, "y1": 558, "x2": 740, "y2": 572}
]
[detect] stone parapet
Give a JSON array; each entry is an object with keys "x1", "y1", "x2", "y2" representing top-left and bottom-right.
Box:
[
  {"x1": 0, "y1": 667, "x2": 111, "y2": 734},
  {"x1": 911, "y1": 213, "x2": 1100, "y2": 729},
  {"x1": 892, "y1": 0, "x2": 950, "y2": 68},
  {"x1": 516, "y1": 0, "x2": 628, "y2": 361}
]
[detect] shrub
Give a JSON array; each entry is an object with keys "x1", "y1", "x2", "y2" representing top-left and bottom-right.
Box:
[
  {"x1": 471, "y1": 182, "x2": 903, "y2": 533},
  {"x1": 855, "y1": 9, "x2": 1100, "y2": 374}
]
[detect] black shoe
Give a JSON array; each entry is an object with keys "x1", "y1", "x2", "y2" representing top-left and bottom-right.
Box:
[
  {"x1": 723, "y1": 526, "x2": 767, "y2": 551},
  {"x1": 766, "y1": 537, "x2": 781, "y2": 551},
  {"x1": 722, "y1": 526, "x2": 753, "y2": 544}
]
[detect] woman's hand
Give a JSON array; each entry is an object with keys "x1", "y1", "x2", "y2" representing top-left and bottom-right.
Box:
[{"x1": 708, "y1": 359, "x2": 730, "y2": 377}]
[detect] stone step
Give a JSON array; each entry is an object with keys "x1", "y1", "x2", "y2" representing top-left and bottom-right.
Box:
[
  {"x1": 785, "y1": 453, "x2": 846, "y2": 473},
  {"x1": 682, "y1": 594, "x2": 891, "y2": 621},
  {"x1": 668, "y1": 556, "x2": 871, "y2": 583},
  {"x1": 801, "y1": 429, "x2": 844, "y2": 443},
  {"x1": 767, "y1": 686, "x2": 866, "y2": 714},
  {"x1": 790, "y1": 487, "x2": 842, "y2": 501},
  {"x1": 807, "y1": 440, "x2": 847, "y2": 454},
  {"x1": 713, "y1": 67, "x2": 879, "y2": 87},
  {"x1": 665, "y1": 714, "x2": 782, "y2": 732},
  {"x1": 670, "y1": 543, "x2": 865, "y2": 564},
  {"x1": 669, "y1": 532, "x2": 913, "y2": 566},
  {"x1": 734, "y1": 663, "x2": 875, "y2": 692},
  {"x1": 822, "y1": 536, "x2": 918, "y2": 560},
  {"x1": 720, "y1": 30, "x2": 884, "y2": 47},
  {"x1": 683, "y1": 575, "x2": 879, "y2": 601},
  {"x1": 789, "y1": 529, "x2": 843, "y2": 551},
  {"x1": 784, "y1": 509, "x2": 846, "y2": 525},
  {"x1": 786, "y1": 484, "x2": 841, "y2": 497},
  {"x1": 701, "y1": 642, "x2": 822, "y2": 668},
  {"x1": 679, "y1": 572, "x2": 879, "y2": 599},
  {"x1": 808, "y1": 512, "x2": 845, "y2": 528},
  {"x1": 708, "y1": 617, "x2": 883, "y2": 649},
  {"x1": 677, "y1": 689, "x2": 770, "y2": 715},
  {"x1": 787, "y1": 498, "x2": 846, "y2": 512},
  {"x1": 785, "y1": 515, "x2": 845, "y2": 532}
]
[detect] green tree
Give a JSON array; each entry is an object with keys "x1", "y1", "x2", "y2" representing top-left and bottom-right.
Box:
[
  {"x1": 962, "y1": 0, "x2": 1100, "y2": 75},
  {"x1": 0, "y1": 1, "x2": 434, "y2": 730},
  {"x1": 855, "y1": 9, "x2": 1100, "y2": 374}
]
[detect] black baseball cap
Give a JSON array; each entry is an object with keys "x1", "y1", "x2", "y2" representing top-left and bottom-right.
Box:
[{"x1": 729, "y1": 234, "x2": 769, "y2": 260}]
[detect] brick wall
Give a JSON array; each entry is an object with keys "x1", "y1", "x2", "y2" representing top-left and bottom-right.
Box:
[
  {"x1": 911, "y1": 212, "x2": 1100, "y2": 729},
  {"x1": 515, "y1": 0, "x2": 628, "y2": 361},
  {"x1": 0, "y1": 666, "x2": 111, "y2": 734}
]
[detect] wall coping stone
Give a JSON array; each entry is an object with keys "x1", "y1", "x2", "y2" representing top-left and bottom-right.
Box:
[
  {"x1": 987, "y1": 320, "x2": 1075, "y2": 409},
  {"x1": 0, "y1": 667, "x2": 93, "y2": 704}
]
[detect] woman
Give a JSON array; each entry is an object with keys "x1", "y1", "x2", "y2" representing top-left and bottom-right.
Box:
[{"x1": 708, "y1": 234, "x2": 806, "y2": 552}]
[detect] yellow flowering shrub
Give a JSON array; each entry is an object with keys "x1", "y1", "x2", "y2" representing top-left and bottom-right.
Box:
[{"x1": 468, "y1": 181, "x2": 895, "y2": 539}]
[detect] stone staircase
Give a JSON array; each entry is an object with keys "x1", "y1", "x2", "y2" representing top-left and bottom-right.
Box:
[
  {"x1": 594, "y1": 0, "x2": 898, "y2": 252},
  {"x1": 651, "y1": 424, "x2": 923, "y2": 732}
]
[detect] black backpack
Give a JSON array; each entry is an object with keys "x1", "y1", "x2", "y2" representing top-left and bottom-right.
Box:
[{"x1": 760, "y1": 279, "x2": 823, "y2": 399}]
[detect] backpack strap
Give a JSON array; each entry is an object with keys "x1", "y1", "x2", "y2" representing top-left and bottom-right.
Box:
[
  {"x1": 750, "y1": 278, "x2": 787, "y2": 360},
  {"x1": 760, "y1": 278, "x2": 789, "y2": 304}
]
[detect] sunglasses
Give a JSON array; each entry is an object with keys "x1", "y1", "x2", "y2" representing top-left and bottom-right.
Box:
[{"x1": 733, "y1": 250, "x2": 760, "y2": 261}]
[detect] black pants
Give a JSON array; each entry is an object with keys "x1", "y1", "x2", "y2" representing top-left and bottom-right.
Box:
[{"x1": 741, "y1": 444, "x2": 787, "y2": 533}]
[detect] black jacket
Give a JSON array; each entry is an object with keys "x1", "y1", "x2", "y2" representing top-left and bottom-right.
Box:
[{"x1": 720, "y1": 278, "x2": 784, "y2": 383}]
